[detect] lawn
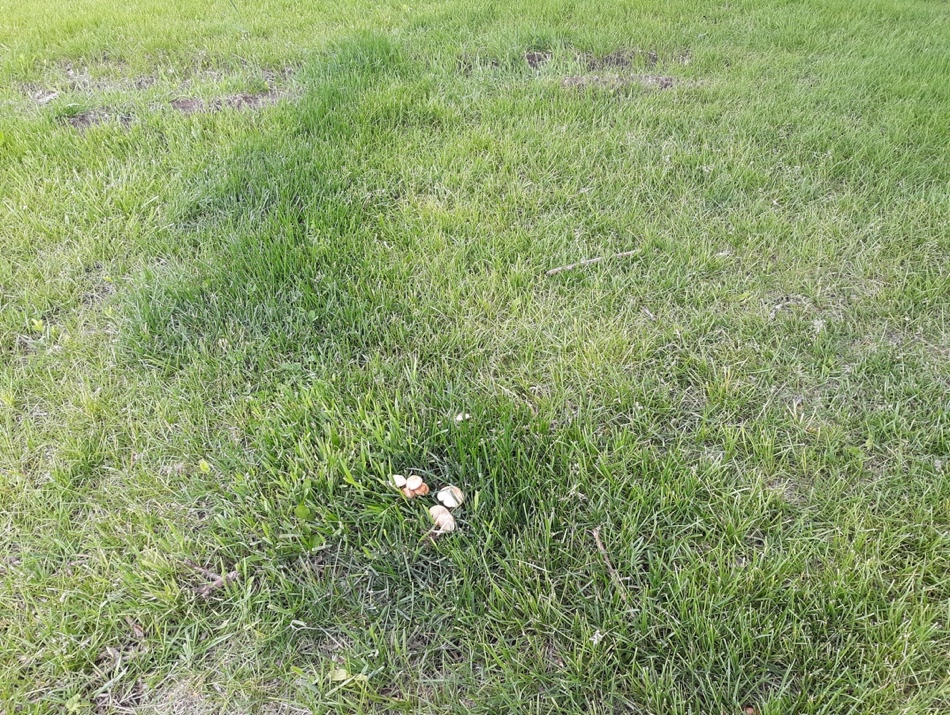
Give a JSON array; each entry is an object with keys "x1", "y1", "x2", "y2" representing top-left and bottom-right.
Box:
[{"x1": 1, "y1": 0, "x2": 949, "y2": 712}]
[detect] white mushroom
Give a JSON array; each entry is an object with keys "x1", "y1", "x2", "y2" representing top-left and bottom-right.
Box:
[
  {"x1": 428, "y1": 505, "x2": 456, "y2": 533},
  {"x1": 436, "y1": 485, "x2": 465, "y2": 509},
  {"x1": 406, "y1": 474, "x2": 423, "y2": 491},
  {"x1": 391, "y1": 474, "x2": 407, "y2": 488}
]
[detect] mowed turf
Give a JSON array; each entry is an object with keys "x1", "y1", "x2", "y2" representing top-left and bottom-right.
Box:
[{"x1": 1, "y1": 0, "x2": 949, "y2": 712}]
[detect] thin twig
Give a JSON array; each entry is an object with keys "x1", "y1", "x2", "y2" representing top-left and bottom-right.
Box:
[
  {"x1": 591, "y1": 527, "x2": 629, "y2": 605},
  {"x1": 183, "y1": 559, "x2": 218, "y2": 580},
  {"x1": 184, "y1": 559, "x2": 240, "y2": 598},
  {"x1": 545, "y1": 250, "x2": 639, "y2": 276},
  {"x1": 197, "y1": 570, "x2": 240, "y2": 597}
]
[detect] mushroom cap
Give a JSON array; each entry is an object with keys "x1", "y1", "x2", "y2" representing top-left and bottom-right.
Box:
[
  {"x1": 437, "y1": 485, "x2": 465, "y2": 508},
  {"x1": 406, "y1": 474, "x2": 424, "y2": 491},
  {"x1": 429, "y1": 505, "x2": 450, "y2": 519},
  {"x1": 428, "y1": 504, "x2": 456, "y2": 532}
]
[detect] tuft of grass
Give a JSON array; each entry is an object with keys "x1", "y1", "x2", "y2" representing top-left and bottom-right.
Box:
[{"x1": 1, "y1": 1, "x2": 949, "y2": 713}]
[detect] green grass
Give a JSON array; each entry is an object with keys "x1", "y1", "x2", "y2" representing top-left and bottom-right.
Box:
[{"x1": 1, "y1": 0, "x2": 949, "y2": 712}]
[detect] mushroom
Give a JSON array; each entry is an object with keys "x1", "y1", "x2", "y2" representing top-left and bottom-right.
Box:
[
  {"x1": 399, "y1": 474, "x2": 430, "y2": 498},
  {"x1": 391, "y1": 474, "x2": 407, "y2": 488},
  {"x1": 428, "y1": 505, "x2": 456, "y2": 534},
  {"x1": 436, "y1": 485, "x2": 465, "y2": 509}
]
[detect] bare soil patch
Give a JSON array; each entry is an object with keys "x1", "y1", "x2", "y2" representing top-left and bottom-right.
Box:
[
  {"x1": 170, "y1": 90, "x2": 286, "y2": 115},
  {"x1": 578, "y1": 48, "x2": 692, "y2": 69},
  {"x1": 64, "y1": 110, "x2": 132, "y2": 130},
  {"x1": 82, "y1": 278, "x2": 116, "y2": 306},
  {"x1": 170, "y1": 98, "x2": 204, "y2": 114},
  {"x1": 23, "y1": 62, "x2": 157, "y2": 99},
  {"x1": 22, "y1": 86, "x2": 60, "y2": 104},
  {"x1": 581, "y1": 49, "x2": 650, "y2": 70},
  {"x1": 456, "y1": 55, "x2": 502, "y2": 75},
  {"x1": 223, "y1": 91, "x2": 282, "y2": 110},
  {"x1": 561, "y1": 74, "x2": 674, "y2": 90},
  {"x1": 67, "y1": 111, "x2": 103, "y2": 129},
  {"x1": 452, "y1": 47, "x2": 688, "y2": 88},
  {"x1": 21, "y1": 63, "x2": 298, "y2": 119},
  {"x1": 524, "y1": 50, "x2": 551, "y2": 69}
]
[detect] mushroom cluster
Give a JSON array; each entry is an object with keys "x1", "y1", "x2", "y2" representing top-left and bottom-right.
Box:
[
  {"x1": 391, "y1": 474, "x2": 429, "y2": 498},
  {"x1": 391, "y1": 474, "x2": 466, "y2": 539}
]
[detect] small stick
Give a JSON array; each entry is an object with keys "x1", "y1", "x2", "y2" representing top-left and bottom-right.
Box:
[
  {"x1": 591, "y1": 527, "x2": 629, "y2": 605},
  {"x1": 184, "y1": 559, "x2": 240, "y2": 598},
  {"x1": 545, "y1": 250, "x2": 639, "y2": 276},
  {"x1": 196, "y1": 570, "x2": 240, "y2": 598},
  {"x1": 183, "y1": 559, "x2": 218, "y2": 580}
]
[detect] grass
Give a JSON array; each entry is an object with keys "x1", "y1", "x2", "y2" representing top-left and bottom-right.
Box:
[{"x1": 1, "y1": 0, "x2": 949, "y2": 712}]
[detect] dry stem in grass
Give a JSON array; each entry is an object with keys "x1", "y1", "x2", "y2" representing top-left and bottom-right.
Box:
[
  {"x1": 591, "y1": 527, "x2": 629, "y2": 605},
  {"x1": 545, "y1": 250, "x2": 639, "y2": 276},
  {"x1": 183, "y1": 559, "x2": 240, "y2": 598}
]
